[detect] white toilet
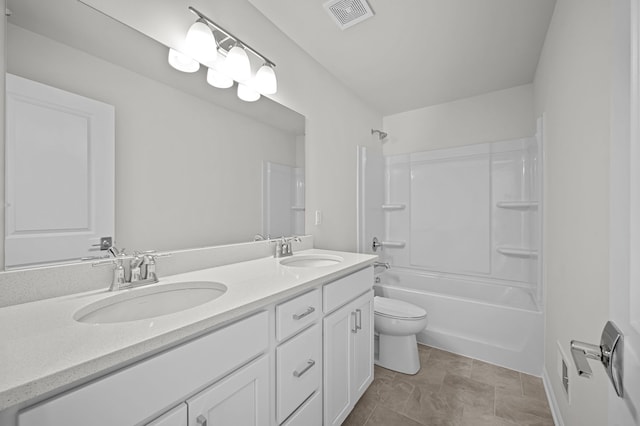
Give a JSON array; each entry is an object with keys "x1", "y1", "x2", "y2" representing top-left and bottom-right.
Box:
[{"x1": 374, "y1": 296, "x2": 428, "y2": 375}]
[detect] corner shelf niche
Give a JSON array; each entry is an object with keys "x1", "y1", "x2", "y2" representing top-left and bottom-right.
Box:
[
  {"x1": 382, "y1": 204, "x2": 406, "y2": 211},
  {"x1": 496, "y1": 247, "x2": 538, "y2": 258},
  {"x1": 496, "y1": 201, "x2": 539, "y2": 210}
]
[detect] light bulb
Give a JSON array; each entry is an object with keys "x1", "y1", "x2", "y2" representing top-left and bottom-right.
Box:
[
  {"x1": 167, "y1": 48, "x2": 200, "y2": 73},
  {"x1": 224, "y1": 43, "x2": 251, "y2": 82},
  {"x1": 255, "y1": 63, "x2": 277, "y2": 95},
  {"x1": 185, "y1": 19, "x2": 217, "y2": 64},
  {"x1": 207, "y1": 67, "x2": 233, "y2": 89},
  {"x1": 237, "y1": 83, "x2": 260, "y2": 102}
]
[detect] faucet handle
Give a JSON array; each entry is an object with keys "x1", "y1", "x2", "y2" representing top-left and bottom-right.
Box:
[
  {"x1": 108, "y1": 246, "x2": 127, "y2": 257},
  {"x1": 91, "y1": 257, "x2": 127, "y2": 291}
]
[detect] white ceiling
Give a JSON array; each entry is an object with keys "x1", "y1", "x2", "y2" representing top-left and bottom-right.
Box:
[{"x1": 248, "y1": 0, "x2": 556, "y2": 115}]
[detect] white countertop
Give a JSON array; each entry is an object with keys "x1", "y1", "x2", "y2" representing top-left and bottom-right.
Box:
[{"x1": 0, "y1": 249, "x2": 377, "y2": 411}]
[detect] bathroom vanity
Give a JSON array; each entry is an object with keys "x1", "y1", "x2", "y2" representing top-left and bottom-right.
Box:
[{"x1": 0, "y1": 246, "x2": 376, "y2": 426}]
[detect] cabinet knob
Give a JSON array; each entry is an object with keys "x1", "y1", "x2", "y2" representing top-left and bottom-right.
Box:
[{"x1": 196, "y1": 414, "x2": 207, "y2": 426}]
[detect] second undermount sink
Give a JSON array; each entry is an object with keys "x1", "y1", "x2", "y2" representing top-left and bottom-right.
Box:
[
  {"x1": 74, "y1": 281, "x2": 227, "y2": 324},
  {"x1": 280, "y1": 254, "x2": 344, "y2": 268}
]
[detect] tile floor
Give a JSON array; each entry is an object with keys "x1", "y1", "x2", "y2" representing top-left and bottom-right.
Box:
[{"x1": 345, "y1": 345, "x2": 554, "y2": 426}]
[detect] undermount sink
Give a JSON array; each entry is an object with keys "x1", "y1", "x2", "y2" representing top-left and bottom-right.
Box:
[
  {"x1": 74, "y1": 281, "x2": 227, "y2": 324},
  {"x1": 279, "y1": 254, "x2": 344, "y2": 268}
]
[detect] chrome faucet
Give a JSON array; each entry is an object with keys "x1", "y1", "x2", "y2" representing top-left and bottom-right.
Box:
[
  {"x1": 93, "y1": 249, "x2": 171, "y2": 291},
  {"x1": 273, "y1": 236, "x2": 302, "y2": 258},
  {"x1": 129, "y1": 253, "x2": 144, "y2": 282}
]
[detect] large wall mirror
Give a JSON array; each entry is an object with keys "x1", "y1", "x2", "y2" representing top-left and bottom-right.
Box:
[{"x1": 5, "y1": 0, "x2": 305, "y2": 268}]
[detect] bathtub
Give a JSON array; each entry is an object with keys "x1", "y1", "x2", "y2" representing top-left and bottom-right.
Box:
[{"x1": 374, "y1": 268, "x2": 544, "y2": 375}]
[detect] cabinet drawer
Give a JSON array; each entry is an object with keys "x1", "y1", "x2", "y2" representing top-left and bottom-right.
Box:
[
  {"x1": 276, "y1": 288, "x2": 321, "y2": 342},
  {"x1": 276, "y1": 323, "x2": 322, "y2": 424},
  {"x1": 146, "y1": 403, "x2": 187, "y2": 426},
  {"x1": 18, "y1": 311, "x2": 268, "y2": 426},
  {"x1": 282, "y1": 391, "x2": 322, "y2": 426},
  {"x1": 323, "y1": 267, "x2": 373, "y2": 313}
]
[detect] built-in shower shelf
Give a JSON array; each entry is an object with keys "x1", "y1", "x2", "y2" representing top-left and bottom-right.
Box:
[
  {"x1": 381, "y1": 241, "x2": 406, "y2": 248},
  {"x1": 290, "y1": 206, "x2": 305, "y2": 211},
  {"x1": 496, "y1": 201, "x2": 539, "y2": 210},
  {"x1": 382, "y1": 204, "x2": 406, "y2": 211},
  {"x1": 496, "y1": 247, "x2": 538, "y2": 258}
]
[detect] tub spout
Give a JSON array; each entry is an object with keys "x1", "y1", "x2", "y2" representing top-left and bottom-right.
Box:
[{"x1": 374, "y1": 261, "x2": 390, "y2": 269}]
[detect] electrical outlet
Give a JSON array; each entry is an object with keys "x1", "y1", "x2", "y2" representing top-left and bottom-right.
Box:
[
  {"x1": 557, "y1": 341, "x2": 571, "y2": 404},
  {"x1": 315, "y1": 210, "x2": 322, "y2": 225}
]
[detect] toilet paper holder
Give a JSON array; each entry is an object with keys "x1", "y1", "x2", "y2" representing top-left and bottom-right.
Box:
[{"x1": 570, "y1": 320, "x2": 624, "y2": 398}]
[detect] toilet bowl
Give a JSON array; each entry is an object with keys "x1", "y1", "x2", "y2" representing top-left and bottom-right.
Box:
[{"x1": 374, "y1": 296, "x2": 427, "y2": 375}]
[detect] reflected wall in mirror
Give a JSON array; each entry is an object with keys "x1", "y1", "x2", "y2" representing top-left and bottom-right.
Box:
[{"x1": 5, "y1": 0, "x2": 305, "y2": 268}]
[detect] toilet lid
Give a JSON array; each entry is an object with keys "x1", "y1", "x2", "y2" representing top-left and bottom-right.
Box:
[{"x1": 374, "y1": 296, "x2": 427, "y2": 319}]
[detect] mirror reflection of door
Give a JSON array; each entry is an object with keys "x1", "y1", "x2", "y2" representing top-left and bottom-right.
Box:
[
  {"x1": 262, "y1": 161, "x2": 304, "y2": 238},
  {"x1": 5, "y1": 74, "x2": 115, "y2": 268}
]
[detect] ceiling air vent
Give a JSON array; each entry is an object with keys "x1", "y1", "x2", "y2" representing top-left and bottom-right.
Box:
[{"x1": 323, "y1": 0, "x2": 375, "y2": 30}]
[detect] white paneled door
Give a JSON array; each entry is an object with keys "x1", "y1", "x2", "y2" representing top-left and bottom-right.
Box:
[
  {"x1": 5, "y1": 74, "x2": 114, "y2": 268},
  {"x1": 610, "y1": 0, "x2": 640, "y2": 423}
]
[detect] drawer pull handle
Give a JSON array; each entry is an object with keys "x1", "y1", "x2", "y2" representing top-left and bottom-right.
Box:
[
  {"x1": 293, "y1": 306, "x2": 315, "y2": 320},
  {"x1": 293, "y1": 359, "x2": 316, "y2": 378},
  {"x1": 196, "y1": 415, "x2": 207, "y2": 426},
  {"x1": 356, "y1": 308, "x2": 362, "y2": 331},
  {"x1": 352, "y1": 311, "x2": 358, "y2": 333}
]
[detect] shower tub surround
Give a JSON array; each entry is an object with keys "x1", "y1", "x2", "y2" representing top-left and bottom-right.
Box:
[
  {"x1": 0, "y1": 238, "x2": 377, "y2": 426},
  {"x1": 375, "y1": 268, "x2": 543, "y2": 375},
  {"x1": 375, "y1": 132, "x2": 543, "y2": 374}
]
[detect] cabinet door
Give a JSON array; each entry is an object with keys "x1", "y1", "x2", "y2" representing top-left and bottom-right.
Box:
[
  {"x1": 147, "y1": 404, "x2": 187, "y2": 426},
  {"x1": 351, "y1": 291, "x2": 374, "y2": 401},
  {"x1": 187, "y1": 356, "x2": 269, "y2": 426},
  {"x1": 323, "y1": 302, "x2": 354, "y2": 426}
]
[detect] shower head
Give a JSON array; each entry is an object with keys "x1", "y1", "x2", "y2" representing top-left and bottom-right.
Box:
[{"x1": 371, "y1": 129, "x2": 388, "y2": 140}]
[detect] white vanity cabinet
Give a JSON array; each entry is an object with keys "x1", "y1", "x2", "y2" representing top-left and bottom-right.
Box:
[
  {"x1": 187, "y1": 355, "x2": 270, "y2": 426},
  {"x1": 18, "y1": 311, "x2": 269, "y2": 426},
  {"x1": 12, "y1": 263, "x2": 376, "y2": 426},
  {"x1": 322, "y1": 268, "x2": 374, "y2": 426}
]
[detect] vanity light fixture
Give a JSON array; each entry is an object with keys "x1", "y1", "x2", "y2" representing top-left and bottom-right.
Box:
[
  {"x1": 168, "y1": 48, "x2": 200, "y2": 73},
  {"x1": 207, "y1": 66, "x2": 233, "y2": 89},
  {"x1": 168, "y1": 6, "x2": 278, "y2": 102},
  {"x1": 255, "y1": 63, "x2": 277, "y2": 95},
  {"x1": 184, "y1": 18, "x2": 218, "y2": 64},
  {"x1": 237, "y1": 83, "x2": 260, "y2": 102},
  {"x1": 224, "y1": 42, "x2": 252, "y2": 82}
]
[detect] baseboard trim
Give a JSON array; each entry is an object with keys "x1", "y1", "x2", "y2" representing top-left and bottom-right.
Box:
[{"x1": 543, "y1": 366, "x2": 565, "y2": 426}]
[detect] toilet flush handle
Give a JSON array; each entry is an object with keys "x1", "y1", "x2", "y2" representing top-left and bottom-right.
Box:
[{"x1": 372, "y1": 237, "x2": 382, "y2": 252}]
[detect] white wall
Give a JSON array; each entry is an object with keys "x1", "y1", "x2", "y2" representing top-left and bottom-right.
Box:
[
  {"x1": 382, "y1": 84, "x2": 536, "y2": 155},
  {"x1": 8, "y1": 25, "x2": 298, "y2": 252},
  {"x1": 534, "y1": 0, "x2": 611, "y2": 424}
]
